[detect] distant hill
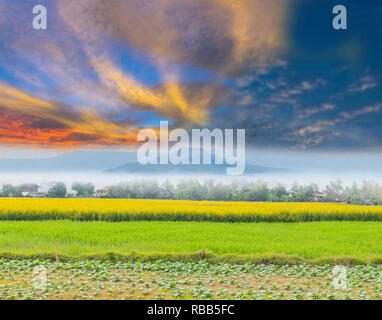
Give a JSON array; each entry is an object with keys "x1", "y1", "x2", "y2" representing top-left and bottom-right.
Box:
[
  {"x1": 0, "y1": 150, "x2": 292, "y2": 175},
  {"x1": 0, "y1": 151, "x2": 136, "y2": 172},
  {"x1": 105, "y1": 147, "x2": 291, "y2": 175},
  {"x1": 105, "y1": 162, "x2": 289, "y2": 175}
]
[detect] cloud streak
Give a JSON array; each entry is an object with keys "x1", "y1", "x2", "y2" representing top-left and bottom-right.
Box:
[{"x1": 0, "y1": 82, "x2": 139, "y2": 147}]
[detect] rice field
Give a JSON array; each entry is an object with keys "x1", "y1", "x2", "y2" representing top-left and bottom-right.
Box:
[
  {"x1": 1, "y1": 220, "x2": 382, "y2": 264},
  {"x1": 1, "y1": 198, "x2": 382, "y2": 223}
]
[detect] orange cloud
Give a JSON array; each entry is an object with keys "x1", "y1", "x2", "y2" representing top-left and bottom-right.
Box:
[
  {"x1": 90, "y1": 57, "x2": 226, "y2": 125},
  {"x1": 0, "y1": 83, "x2": 140, "y2": 148},
  {"x1": 0, "y1": 107, "x2": 139, "y2": 148}
]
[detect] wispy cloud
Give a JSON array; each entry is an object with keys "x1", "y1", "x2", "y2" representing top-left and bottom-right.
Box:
[
  {"x1": 290, "y1": 104, "x2": 382, "y2": 149},
  {"x1": 348, "y1": 77, "x2": 378, "y2": 92},
  {"x1": 297, "y1": 103, "x2": 336, "y2": 119},
  {"x1": 340, "y1": 103, "x2": 382, "y2": 119}
]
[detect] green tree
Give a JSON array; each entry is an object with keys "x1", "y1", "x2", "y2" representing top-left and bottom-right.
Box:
[
  {"x1": 324, "y1": 179, "x2": 344, "y2": 202},
  {"x1": 345, "y1": 182, "x2": 362, "y2": 204},
  {"x1": 107, "y1": 182, "x2": 130, "y2": 198},
  {"x1": 72, "y1": 182, "x2": 95, "y2": 197},
  {"x1": 48, "y1": 182, "x2": 67, "y2": 198},
  {"x1": 271, "y1": 184, "x2": 287, "y2": 200},
  {"x1": 2, "y1": 184, "x2": 22, "y2": 197},
  {"x1": 141, "y1": 180, "x2": 160, "y2": 199},
  {"x1": 244, "y1": 183, "x2": 269, "y2": 202},
  {"x1": 207, "y1": 182, "x2": 230, "y2": 201},
  {"x1": 160, "y1": 180, "x2": 175, "y2": 199}
]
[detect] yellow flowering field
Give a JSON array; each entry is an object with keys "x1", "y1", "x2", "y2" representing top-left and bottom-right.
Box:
[{"x1": 1, "y1": 198, "x2": 382, "y2": 222}]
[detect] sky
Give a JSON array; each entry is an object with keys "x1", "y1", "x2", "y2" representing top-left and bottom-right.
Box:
[{"x1": 0, "y1": 0, "x2": 381, "y2": 156}]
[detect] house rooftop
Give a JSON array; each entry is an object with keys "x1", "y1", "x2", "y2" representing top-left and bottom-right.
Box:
[{"x1": 19, "y1": 183, "x2": 40, "y2": 187}]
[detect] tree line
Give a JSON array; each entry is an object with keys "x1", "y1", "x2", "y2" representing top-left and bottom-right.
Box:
[
  {"x1": 0, "y1": 182, "x2": 94, "y2": 198},
  {"x1": 104, "y1": 179, "x2": 382, "y2": 205},
  {"x1": 1, "y1": 179, "x2": 381, "y2": 205}
]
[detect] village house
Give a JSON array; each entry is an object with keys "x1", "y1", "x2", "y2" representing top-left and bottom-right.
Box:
[
  {"x1": 96, "y1": 188, "x2": 108, "y2": 197},
  {"x1": 19, "y1": 183, "x2": 39, "y2": 197},
  {"x1": 67, "y1": 190, "x2": 78, "y2": 198},
  {"x1": 313, "y1": 192, "x2": 325, "y2": 202},
  {"x1": 286, "y1": 190, "x2": 295, "y2": 197},
  {"x1": 19, "y1": 183, "x2": 39, "y2": 193},
  {"x1": 18, "y1": 184, "x2": 47, "y2": 198}
]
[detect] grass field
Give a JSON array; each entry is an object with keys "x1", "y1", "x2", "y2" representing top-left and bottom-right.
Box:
[
  {"x1": 1, "y1": 198, "x2": 382, "y2": 222},
  {"x1": 1, "y1": 220, "x2": 382, "y2": 264}
]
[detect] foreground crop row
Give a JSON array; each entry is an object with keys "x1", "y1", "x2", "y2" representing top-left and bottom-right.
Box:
[
  {"x1": 1, "y1": 198, "x2": 382, "y2": 222},
  {"x1": 1, "y1": 260, "x2": 382, "y2": 300}
]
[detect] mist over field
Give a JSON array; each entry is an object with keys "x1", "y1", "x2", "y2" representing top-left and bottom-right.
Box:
[{"x1": 0, "y1": 149, "x2": 382, "y2": 190}]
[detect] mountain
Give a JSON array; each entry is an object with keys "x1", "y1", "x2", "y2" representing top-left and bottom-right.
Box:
[
  {"x1": 0, "y1": 150, "x2": 292, "y2": 175},
  {"x1": 105, "y1": 147, "x2": 292, "y2": 175},
  {"x1": 0, "y1": 151, "x2": 136, "y2": 172},
  {"x1": 105, "y1": 162, "x2": 289, "y2": 175}
]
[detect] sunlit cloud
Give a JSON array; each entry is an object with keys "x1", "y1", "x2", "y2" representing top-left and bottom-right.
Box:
[
  {"x1": 0, "y1": 83, "x2": 140, "y2": 147},
  {"x1": 59, "y1": 0, "x2": 288, "y2": 74},
  {"x1": 55, "y1": 0, "x2": 288, "y2": 126}
]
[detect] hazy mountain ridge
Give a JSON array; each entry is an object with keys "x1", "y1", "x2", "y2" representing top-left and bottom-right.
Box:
[
  {"x1": 0, "y1": 151, "x2": 136, "y2": 172},
  {"x1": 105, "y1": 162, "x2": 290, "y2": 175},
  {"x1": 0, "y1": 150, "x2": 292, "y2": 175}
]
